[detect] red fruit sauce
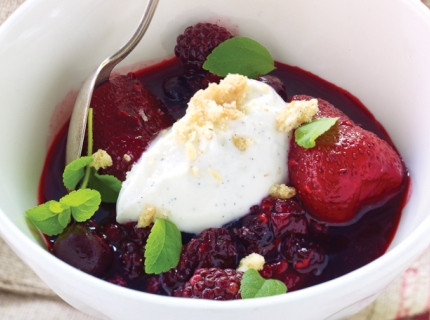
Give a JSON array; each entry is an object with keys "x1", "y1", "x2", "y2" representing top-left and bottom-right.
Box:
[{"x1": 39, "y1": 57, "x2": 409, "y2": 296}]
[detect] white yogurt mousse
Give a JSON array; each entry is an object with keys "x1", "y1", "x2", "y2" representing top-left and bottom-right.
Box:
[{"x1": 116, "y1": 74, "x2": 318, "y2": 233}]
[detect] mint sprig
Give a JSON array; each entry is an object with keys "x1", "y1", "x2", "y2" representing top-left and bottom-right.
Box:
[
  {"x1": 88, "y1": 169, "x2": 121, "y2": 203},
  {"x1": 295, "y1": 117, "x2": 339, "y2": 148},
  {"x1": 63, "y1": 156, "x2": 93, "y2": 190},
  {"x1": 203, "y1": 37, "x2": 275, "y2": 78},
  {"x1": 26, "y1": 189, "x2": 101, "y2": 236},
  {"x1": 60, "y1": 189, "x2": 101, "y2": 222},
  {"x1": 26, "y1": 108, "x2": 121, "y2": 236},
  {"x1": 240, "y1": 269, "x2": 287, "y2": 299},
  {"x1": 144, "y1": 218, "x2": 182, "y2": 274}
]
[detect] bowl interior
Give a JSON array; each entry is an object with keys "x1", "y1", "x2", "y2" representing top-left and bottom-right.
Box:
[{"x1": 1, "y1": 0, "x2": 430, "y2": 318}]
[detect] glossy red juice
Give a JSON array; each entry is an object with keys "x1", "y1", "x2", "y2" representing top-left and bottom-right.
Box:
[{"x1": 39, "y1": 57, "x2": 409, "y2": 294}]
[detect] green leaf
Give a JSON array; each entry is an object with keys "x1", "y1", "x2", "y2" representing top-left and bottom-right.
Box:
[
  {"x1": 144, "y1": 218, "x2": 182, "y2": 274},
  {"x1": 48, "y1": 201, "x2": 71, "y2": 227},
  {"x1": 240, "y1": 269, "x2": 287, "y2": 299},
  {"x1": 203, "y1": 37, "x2": 275, "y2": 78},
  {"x1": 295, "y1": 117, "x2": 339, "y2": 148},
  {"x1": 88, "y1": 169, "x2": 122, "y2": 203},
  {"x1": 60, "y1": 189, "x2": 101, "y2": 222},
  {"x1": 63, "y1": 156, "x2": 94, "y2": 190},
  {"x1": 25, "y1": 201, "x2": 70, "y2": 236}
]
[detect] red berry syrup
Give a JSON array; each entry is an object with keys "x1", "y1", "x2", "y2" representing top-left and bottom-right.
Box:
[{"x1": 38, "y1": 57, "x2": 409, "y2": 296}]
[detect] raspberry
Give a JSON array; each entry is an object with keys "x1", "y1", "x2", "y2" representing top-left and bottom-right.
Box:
[
  {"x1": 174, "y1": 23, "x2": 233, "y2": 75},
  {"x1": 173, "y1": 268, "x2": 243, "y2": 300}
]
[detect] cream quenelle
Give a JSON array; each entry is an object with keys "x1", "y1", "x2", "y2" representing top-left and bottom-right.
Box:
[{"x1": 116, "y1": 74, "x2": 318, "y2": 233}]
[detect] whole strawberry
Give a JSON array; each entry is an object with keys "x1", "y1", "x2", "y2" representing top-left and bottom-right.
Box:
[
  {"x1": 288, "y1": 95, "x2": 405, "y2": 224},
  {"x1": 174, "y1": 22, "x2": 233, "y2": 75},
  {"x1": 91, "y1": 74, "x2": 175, "y2": 181}
]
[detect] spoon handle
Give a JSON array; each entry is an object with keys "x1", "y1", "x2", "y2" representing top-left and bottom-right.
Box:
[{"x1": 66, "y1": 0, "x2": 159, "y2": 165}]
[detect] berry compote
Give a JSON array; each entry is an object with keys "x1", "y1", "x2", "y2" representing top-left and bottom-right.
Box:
[{"x1": 39, "y1": 54, "x2": 409, "y2": 298}]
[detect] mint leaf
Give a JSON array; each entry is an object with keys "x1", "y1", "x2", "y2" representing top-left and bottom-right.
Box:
[
  {"x1": 48, "y1": 201, "x2": 71, "y2": 227},
  {"x1": 88, "y1": 169, "x2": 121, "y2": 203},
  {"x1": 57, "y1": 208, "x2": 72, "y2": 227},
  {"x1": 295, "y1": 117, "x2": 339, "y2": 148},
  {"x1": 144, "y1": 218, "x2": 182, "y2": 274},
  {"x1": 25, "y1": 201, "x2": 70, "y2": 236},
  {"x1": 241, "y1": 269, "x2": 287, "y2": 299},
  {"x1": 60, "y1": 189, "x2": 101, "y2": 222},
  {"x1": 203, "y1": 37, "x2": 275, "y2": 78},
  {"x1": 63, "y1": 156, "x2": 94, "y2": 190}
]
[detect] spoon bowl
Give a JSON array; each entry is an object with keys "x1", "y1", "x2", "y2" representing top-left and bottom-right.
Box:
[{"x1": 66, "y1": 0, "x2": 159, "y2": 165}]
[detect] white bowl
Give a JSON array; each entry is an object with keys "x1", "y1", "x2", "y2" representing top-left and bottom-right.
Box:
[{"x1": 1, "y1": 0, "x2": 430, "y2": 319}]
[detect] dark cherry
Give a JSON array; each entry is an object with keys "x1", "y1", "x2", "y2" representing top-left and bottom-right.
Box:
[{"x1": 53, "y1": 224, "x2": 113, "y2": 277}]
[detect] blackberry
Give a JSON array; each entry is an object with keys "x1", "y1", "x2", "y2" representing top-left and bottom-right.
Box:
[
  {"x1": 173, "y1": 268, "x2": 242, "y2": 300},
  {"x1": 256, "y1": 75, "x2": 288, "y2": 101},
  {"x1": 270, "y1": 198, "x2": 308, "y2": 238},
  {"x1": 174, "y1": 22, "x2": 233, "y2": 75},
  {"x1": 232, "y1": 209, "x2": 276, "y2": 257},
  {"x1": 161, "y1": 228, "x2": 237, "y2": 294},
  {"x1": 185, "y1": 227, "x2": 237, "y2": 269},
  {"x1": 281, "y1": 234, "x2": 328, "y2": 275},
  {"x1": 120, "y1": 240, "x2": 144, "y2": 279},
  {"x1": 107, "y1": 275, "x2": 127, "y2": 287}
]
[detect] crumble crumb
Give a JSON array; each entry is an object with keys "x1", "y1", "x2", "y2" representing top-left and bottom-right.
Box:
[
  {"x1": 232, "y1": 135, "x2": 253, "y2": 151},
  {"x1": 191, "y1": 166, "x2": 199, "y2": 177},
  {"x1": 123, "y1": 154, "x2": 132, "y2": 162},
  {"x1": 173, "y1": 74, "x2": 249, "y2": 160},
  {"x1": 186, "y1": 142, "x2": 197, "y2": 162},
  {"x1": 269, "y1": 184, "x2": 296, "y2": 199},
  {"x1": 277, "y1": 99, "x2": 319, "y2": 132},
  {"x1": 137, "y1": 205, "x2": 156, "y2": 228},
  {"x1": 90, "y1": 149, "x2": 113, "y2": 170},
  {"x1": 207, "y1": 168, "x2": 222, "y2": 183},
  {"x1": 237, "y1": 253, "x2": 265, "y2": 272}
]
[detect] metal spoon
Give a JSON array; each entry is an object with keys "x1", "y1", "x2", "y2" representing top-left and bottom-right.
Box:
[{"x1": 65, "y1": 0, "x2": 159, "y2": 165}]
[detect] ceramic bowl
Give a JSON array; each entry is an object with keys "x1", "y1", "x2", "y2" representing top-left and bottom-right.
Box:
[{"x1": 1, "y1": 0, "x2": 430, "y2": 319}]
